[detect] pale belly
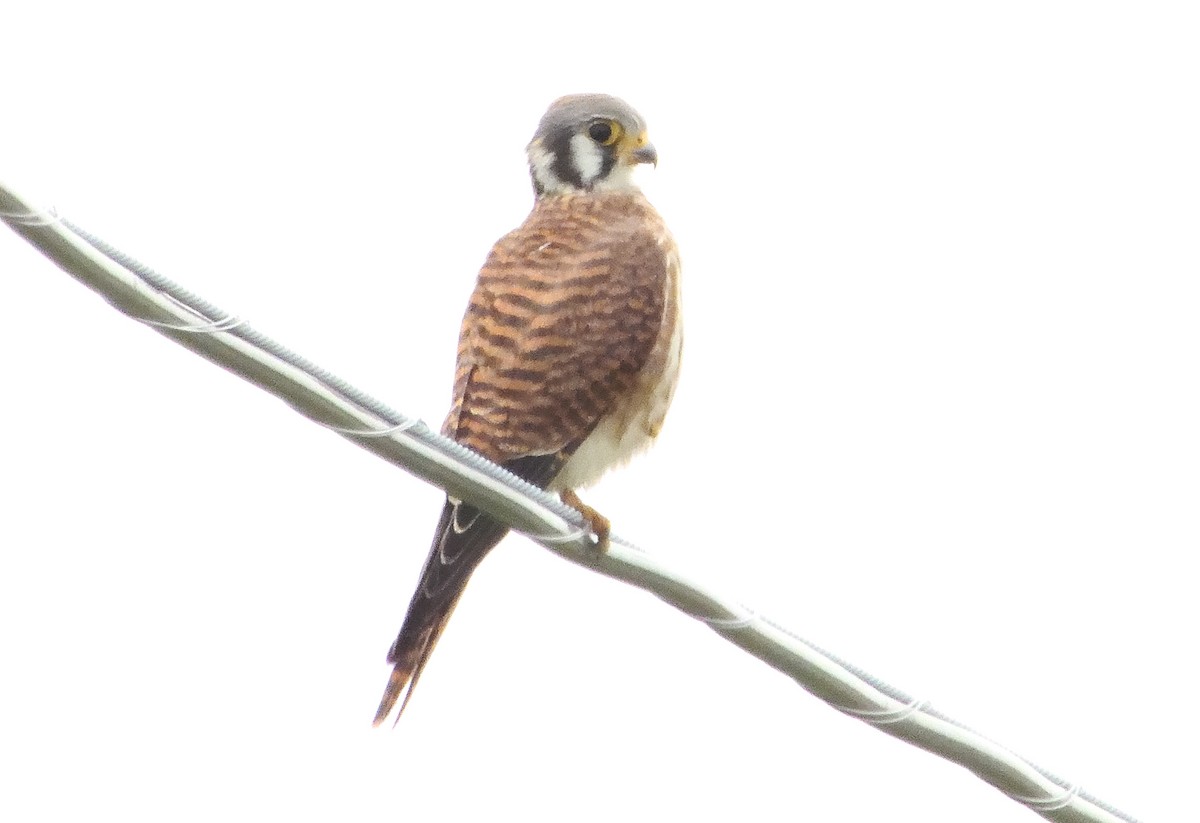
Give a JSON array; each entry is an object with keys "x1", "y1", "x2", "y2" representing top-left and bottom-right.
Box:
[{"x1": 549, "y1": 289, "x2": 683, "y2": 492}]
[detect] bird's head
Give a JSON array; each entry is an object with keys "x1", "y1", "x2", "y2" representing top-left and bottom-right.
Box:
[{"x1": 526, "y1": 94, "x2": 658, "y2": 197}]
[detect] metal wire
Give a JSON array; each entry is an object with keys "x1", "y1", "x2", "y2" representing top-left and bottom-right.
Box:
[{"x1": 1, "y1": 180, "x2": 1142, "y2": 823}]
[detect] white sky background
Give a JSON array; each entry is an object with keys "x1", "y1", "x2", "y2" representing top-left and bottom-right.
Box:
[{"x1": 1, "y1": 2, "x2": 1195, "y2": 820}]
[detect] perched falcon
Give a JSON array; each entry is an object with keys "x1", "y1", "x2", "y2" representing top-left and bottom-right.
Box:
[{"x1": 373, "y1": 94, "x2": 682, "y2": 725}]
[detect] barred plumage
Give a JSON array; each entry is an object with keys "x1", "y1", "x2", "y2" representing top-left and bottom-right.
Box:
[
  {"x1": 450, "y1": 191, "x2": 676, "y2": 464},
  {"x1": 374, "y1": 95, "x2": 681, "y2": 725}
]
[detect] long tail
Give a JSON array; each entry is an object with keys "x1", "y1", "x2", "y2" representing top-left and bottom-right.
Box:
[
  {"x1": 372, "y1": 498, "x2": 508, "y2": 726},
  {"x1": 373, "y1": 453, "x2": 563, "y2": 726}
]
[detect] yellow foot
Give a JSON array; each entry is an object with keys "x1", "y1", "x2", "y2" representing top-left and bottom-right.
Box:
[{"x1": 560, "y1": 488, "x2": 611, "y2": 550}]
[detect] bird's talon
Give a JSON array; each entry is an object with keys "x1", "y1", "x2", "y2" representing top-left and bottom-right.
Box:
[
  {"x1": 592, "y1": 521, "x2": 611, "y2": 553},
  {"x1": 561, "y1": 489, "x2": 611, "y2": 551}
]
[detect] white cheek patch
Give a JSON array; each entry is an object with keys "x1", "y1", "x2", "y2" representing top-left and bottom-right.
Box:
[
  {"x1": 591, "y1": 163, "x2": 635, "y2": 192},
  {"x1": 527, "y1": 141, "x2": 562, "y2": 193},
  {"x1": 527, "y1": 134, "x2": 641, "y2": 194},
  {"x1": 569, "y1": 132, "x2": 603, "y2": 185}
]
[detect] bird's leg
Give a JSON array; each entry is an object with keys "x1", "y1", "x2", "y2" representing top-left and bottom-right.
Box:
[{"x1": 560, "y1": 488, "x2": 611, "y2": 550}]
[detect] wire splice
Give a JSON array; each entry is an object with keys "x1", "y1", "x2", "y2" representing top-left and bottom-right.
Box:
[
  {"x1": 839, "y1": 696, "x2": 930, "y2": 725},
  {"x1": 0, "y1": 206, "x2": 60, "y2": 226},
  {"x1": 1009, "y1": 782, "x2": 1083, "y2": 812},
  {"x1": 139, "y1": 312, "x2": 248, "y2": 334},
  {"x1": 523, "y1": 525, "x2": 590, "y2": 545},
  {"x1": 696, "y1": 606, "x2": 759, "y2": 630},
  {"x1": 323, "y1": 417, "x2": 423, "y2": 439}
]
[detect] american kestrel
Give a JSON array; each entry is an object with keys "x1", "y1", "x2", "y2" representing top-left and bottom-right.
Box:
[{"x1": 373, "y1": 94, "x2": 682, "y2": 725}]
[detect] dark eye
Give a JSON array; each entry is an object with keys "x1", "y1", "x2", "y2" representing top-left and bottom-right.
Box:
[
  {"x1": 588, "y1": 122, "x2": 612, "y2": 143},
  {"x1": 587, "y1": 120, "x2": 621, "y2": 146}
]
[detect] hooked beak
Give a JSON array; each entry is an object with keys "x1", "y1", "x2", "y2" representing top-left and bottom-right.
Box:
[{"x1": 631, "y1": 143, "x2": 658, "y2": 167}]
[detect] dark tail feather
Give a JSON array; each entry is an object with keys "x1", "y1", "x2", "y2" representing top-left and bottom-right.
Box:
[
  {"x1": 372, "y1": 629, "x2": 434, "y2": 726},
  {"x1": 373, "y1": 453, "x2": 563, "y2": 727},
  {"x1": 372, "y1": 499, "x2": 508, "y2": 726}
]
